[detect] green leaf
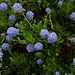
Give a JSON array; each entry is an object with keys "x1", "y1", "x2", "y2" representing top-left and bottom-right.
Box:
[
  {"x1": 9, "y1": 57, "x2": 15, "y2": 62},
  {"x1": 19, "y1": 40, "x2": 26, "y2": 44}
]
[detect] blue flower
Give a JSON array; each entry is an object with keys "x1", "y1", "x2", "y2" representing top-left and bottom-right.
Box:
[
  {"x1": 58, "y1": 1, "x2": 62, "y2": 7},
  {"x1": 9, "y1": 14, "x2": 15, "y2": 22},
  {"x1": 26, "y1": 11, "x2": 34, "y2": 20},
  {"x1": 26, "y1": 44, "x2": 35, "y2": 53},
  {"x1": 45, "y1": 8, "x2": 51, "y2": 14},
  {"x1": 70, "y1": 37, "x2": 75, "y2": 42},
  {"x1": 34, "y1": 42, "x2": 43, "y2": 51},
  {"x1": 69, "y1": 12, "x2": 75, "y2": 20},
  {"x1": 36, "y1": 59, "x2": 43, "y2": 64},
  {"x1": 40, "y1": 29, "x2": 49, "y2": 39},
  {"x1": 1, "y1": 33, "x2": 5, "y2": 38},
  {"x1": 6, "y1": 0, "x2": 10, "y2": 2},
  {"x1": 0, "y1": 52, "x2": 3, "y2": 60},
  {"x1": 2, "y1": 43, "x2": 10, "y2": 51},
  {"x1": 13, "y1": 3, "x2": 24, "y2": 13},
  {"x1": 69, "y1": 0, "x2": 72, "y2": 1},
  {"x1": 24, "y1": 18, "x2": 27, "y2": 21},
  {"x1": 0, "y1": 3, "x2": 7, "y2": 11},
  {"x1": 19, "y1": 0, "x2": 22, "y2": 2},
  {"x1": 73, "y1": 58, "x2": 75, "y2": 65},
  {"x1": 55, "y1": 71, "x2": 60, "y2": 75},
  {"x1": 7, "y1": 27, "x2": 19, "y2": 37},
  {"x1": 47, "y1": 32, "x2": 57, "y2": 44},
  {"x1": 0, "y1": 63, "x2": 2, "y2": 67},
  {"x1": 6, "y1": 35, "x2": 13, "y2": 42}
]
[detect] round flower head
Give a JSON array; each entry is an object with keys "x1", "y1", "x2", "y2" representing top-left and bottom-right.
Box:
[
  {"x1": 47, "y1": 32, "x2": 57, "y2": 44},
  {"x1": 55, "y1": 71, "x2": 60, "y2": 75},
  {"x1": 37, "y1": 59, "x2": 43, "y2": 64},
  {"x1": 40, "y1": 29, "x2": 49, "y2": 39},
  {"x1": 45, "y1": 8, "x2": 51, "y2": 14},
  {"x1": 9, "y1": 14, "x2": 15, "y2": 22},
  {"x1": 58, "y1": 1, "x2": 62, "y2": 7},
  {"x1": 0, "y1": 52, "x2": 3, "y2": 60},
  {"x1": 13, "y1": 3, "x2": 24, "y2": 13},
  {"x1": 69, "y1": 0, "x2": 72, "y2": 1},
  {"x1": 15, "y1": 23, "x2": 19, "y2": 27},
  {"x1": 70, "y1": 37, "x2": 75, "y2": 42},
  {"x1": 2, "y1": 43, "x2": 10, "y2": 51},
  {"x1": 69, "y1": 12, "x2": 75, "y2": 20},
  {"x1": 0, "y1": 63, "x2": 2, "y2": 67},
  {"x1": 0, "y1": 3, "x2": 7, "y2": 11},
  {"x1": 26, "y1": 11, "x2": 34, "y2": 20},
  {"x1": 6, "y1": 35, "x2": 13, "y2": 42},
  {"x1": 7, "y1": 27, "x2": 19, "y2": 37},
  {"x1": 1, "y1": 33, "x2": 5, "y2": 39},
  {"x1": 6, "y1": 0, "x2": 10, "y2": 2},
  {"x1": 73, "y1": 58, "x2": 75, "y2": 65},
  {"x1": 34, "y1": 42, "x2": 43, "y2": 50},
  {"x1": 38, "y1": 1, "x2": 41, "y2": 3},
  {"x1": 26, "y1": 44, "x2": 35, "y2": 53},
  {"x1": 19, "y1": 0, "x2": 22, "y2": 2}
]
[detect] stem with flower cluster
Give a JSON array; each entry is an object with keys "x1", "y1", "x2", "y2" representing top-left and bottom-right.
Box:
[{"x1": 22, "y1": 14, "x2": 35, "y2": 29}]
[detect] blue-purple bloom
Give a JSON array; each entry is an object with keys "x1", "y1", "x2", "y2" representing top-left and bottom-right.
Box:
[
  {"x1": 6, "y1": 0, "x2": 10, "y2": 2},
  {"x1": 58, "y1": 1, "x2": 62, "y2": 7},
  {"x1": 37, "y1": 59, "x2": 43, "y2": 64},
  {"x1": 70, "y1": 37, "x2": 75, "y2": 42},
  {"x1": 73, "y1": 58, "x2": 75, "y2": 65},
  {"x1": 13, "y1": 3, "x2": 24, "y2": 13},
  {"x1": 26, "y1": 44, "x2": 35, "y2": 53},
  {"x1": 9, "y1": 14, "x2": 15, "y2": 22},
  {"x1": 26, "y1": 11, "x2": 34, "y2": 20},
  {"x1": 55, "y1": 71, "x2": 60, "y2": 75},
  {"x1": 0, "y1": 52, "x2": 3, "y2": 60},
  {"x1": 6, "y1": 35, "x2": 13, "y2": 42},
  {"x1": 19, "y1": 0, "x2": 22, "y2": 2},
  {"x1": 45, "y1": 8, "x2": 51, "y2": 14},
  {"x1": 2, "y1": 43, "x2": 10, "y2": 51},
  {"x1": 47, "y1": 32, "x2": 57, "y2": 44},
  {"x1": 69, "y1": 12, "x2": 75, "y2": 20},
  {"x1": 40, "y1": 29, "x2": 49, "y2": 39},
  {"x1": 69, "y1": 0, "x2": 72, "y2": 1},
  {"x1": 0, "y1": 3, "x2": 7, "y2": 11},
  {"x1": 1, "y1": 33, "x2": 5, "y2": 38},
  {"x1": 7, "y1": 27, "x2": 19, "y2": 37},
  {"x1": 34, "y1": 42, "x2": 43, "y2": 50},
  {"x1": 0, "y1": 63, "x2": 2, "y2": 67}
]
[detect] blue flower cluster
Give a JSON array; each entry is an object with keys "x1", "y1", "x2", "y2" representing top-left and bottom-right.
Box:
[
  {"x1": 26, "y1": 11, "x2": 34, "y2": 20},
  {"x1": 6, "y1": 35, "x2": 13, "y2": 42},
  {"x1": 47, "y1": 32, "x2": 57, "y2": 44},
  {"x1": 1, "y1": 33, "x2": 5, "y2": 39},
  {"x1": 9, "y1": 14, "x2": 15, "y2": 22},
  {"x1": 34, "y1": 42, "x2": 43, "y2": 51},
  {"x1": 0, "y1": 52, "x2": 3, "y2": 60},
  {"x1": 55, "y1": 71, "x2": 60, "y2": 75},
  {"x1": 40, "y1": 29, "x2": 49, "y2": 39},
  {"x1": 19, "y1": 0, "x2": 22, "y2": 2},
  {"x1": 45, "y1": 8, "x2": 51, "y2": 14},
  {"x1": 7, "y1": 27, "x2": 19, "y2": 37},
  {"x1": 2, "y1": 43, "x2": 10, "y2": 51},
  {"x1": 36, "y1": 59, "x2": 43, "y2": 64},
  {"x1": 69, "y1": 0, "x2": 72, "y2": 1},
  {"x1": 0, "y1": 63, "x2": 2, "y2": 67},
  {"x1": 69, "y1": 12, "x2": 75, "y2": 20},
  {"x1": 58, "y1": 1, "x2": 62, "y2": 7},
  {"x1": 70, "y1": 37, "x2": 75, "y2": 42},
  {"x1": 0, "y1": 3, "x2": 8, "y2": 11},
  {"x1": 26, "y1": 44, "x2": 35, "y2": 53},
  {"x1": 13, "y1": 3, "x2": 24, "y2": 13},
  {"x1": 6, "y1": 0, "x2": 10, "y2": 2},
  {"x1": 73, "y1": 58, "x2": 75, "y2": 65}
]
